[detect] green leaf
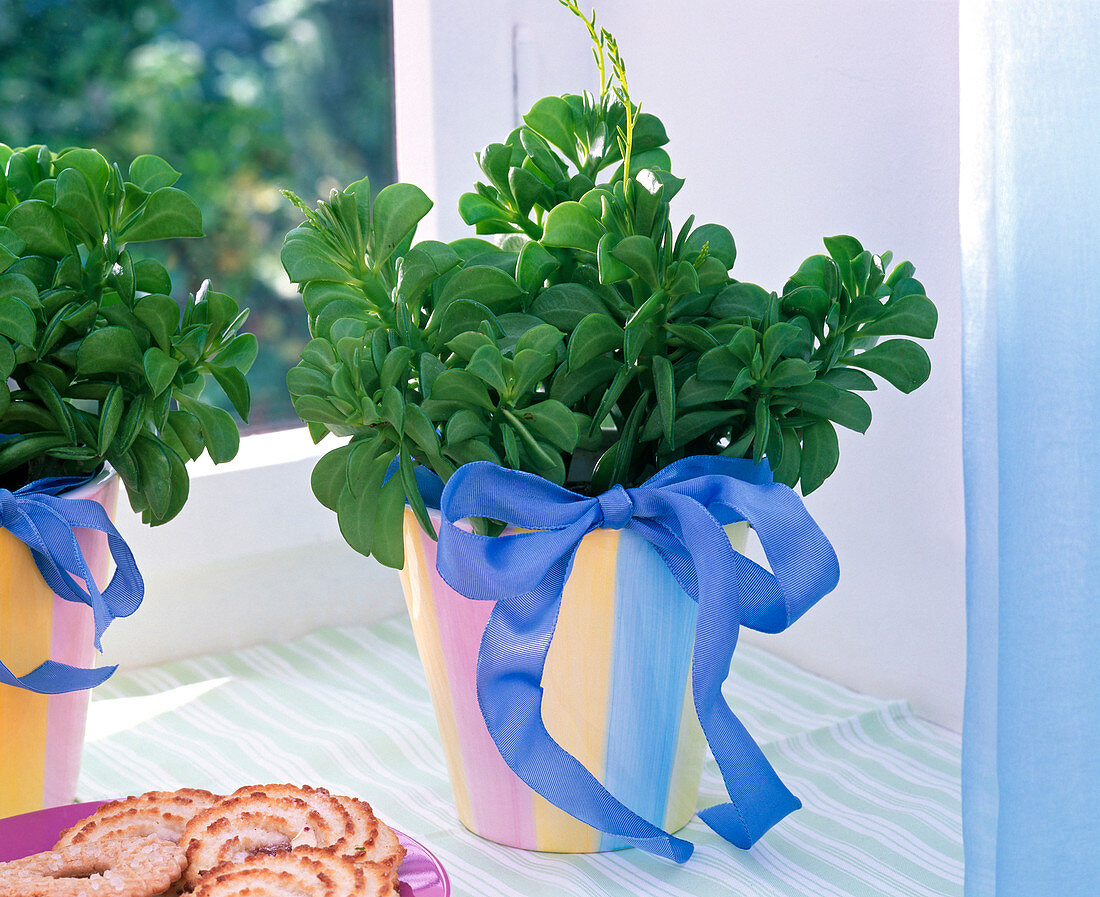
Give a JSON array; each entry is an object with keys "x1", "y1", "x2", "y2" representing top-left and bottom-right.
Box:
[
  {"x1": 799, "y1": 420, "x2": 839, "y2": 494},
  {"x1": 207, "y1": 362, "x2": 251, "y2": 420},
  {"x1": 436, "y1": 266, "x2": 523, "y2": 316},
  {"x1": 53, "y1": 168, "x2": 104, "y2": 241},
  {"x1": 55, "y1": 148, "x2": 111, "y2": 195},
  {"x1": 95, "y1": 385, "x2": 125, "y2": 454},
  {"x1": 530, "y1": 283, "x2": 607, "y2": 331},
  {"x1": 5, "y1": 200, "x2": 70, "y2": 257},
  {"x1": 127, "y1": 155, "x2": 181, "y2": 192},
  {"x1": 131, "y1": 436, "x2": 173, "y2": 519},
  {"x1": 467, "y1": 344, "x2": 507, "y2": 394},
  {"x1": 379, "y1": 345, "x2": 415, "y2": 390},
  {"x1": 311, "y1": 444, "x2": 354, "y2": 511},
  {"x1": 610, "y1": 235, "x2": 660, "y2": 289},
  {"x1": 712, "y1": 282, "x2": 769, "y2": 320},
  {"x1": 652, "y1": 354, "x2": 675, "y2": 447},
  {"x1": 0, "y1": 433, "x2": 72, "y2": 475},
  {"x1": 458, "y1": 191, "x2": 507, "y2": 227},
  {"x1": 523, "y1": 95, "x2": 577, "y2": 160},
  {"x1": 444, "y1": 409, "x2": 489, "y2": 446},
  {"x1": 550, "y1": 355, "x2": 620, "y2": 406},
  {"x1": 117, "y1": 187, "x2": 203, "y2": 242},
  {"x1": 165, "y1": 409, "x2": 206, "y2": 460},
  {"x1": 540, "y1": 201, "x2": 604, "y2": 253},
  {"x1": 568, "y1": 313, "x2": 622, "y2": 371},
  {"x1": 371, "y1": 471, "x2": 408, "y2": 569},
  {"x1": 76, "y1": 326, "x2": 144, "y2": 376},
  {"x1": 368, "y1": 182, "x2": 433, "y2": 267},
  {"x1": 682, "y1": 223, "x2": 736, "y2": 269},
  {"x1": 210, "y1": 333, "x2": 257, "y2": 375},
  {"x1": 821, "y1": 367, "x2": 877, "y2": 391},
  {"x1": 25, "y1": 372, "x2": 76, "y2": 442},
  {"x1": 0, "y1": 272, "x2": 40, "y2": 307},
  {"x1": 761, "y1": 322, "x2": 801, "y2": 371},
  {"x1": 0, "y1": 297, "x2": 37, "y2": 345},
  {"x1": 133, "y1": 293, "x2": 180, "y2": 351},
  {"x1": 400, "y1": 444, "x2": 437, "y2": 539},
  {"x1": 779, "y1": 381, "x2": 872, "y2": 433},
  {"x1": 521, "y1": 400, "x2": 578, "y2": 452},
  {"x1": 516, "y1": 240, "x2": 558, "y2": 292},
  {"x1": 770, "y1": 427, "x2": 802, "y2": 488},
  {"x1": 0, "y1": 338, "x2": 14, "y2": 380},
  {"x1": 282, "y1": 226, "x2": 352, "y2": 284},
  {"x1": 175, "y1": 393, "x2": 240, "y2": 462},
  {"x1": 142, "y1": 347, "x2": 178, "y2": 396},
  {"x1": 422, "y1": 368, "x2": 494, "y2": 413},
  {"x1": 765, "y1": 358, "x2": 816, "y2": 388},
  {"x1": 858, "y1": 293, "x2": 938, "y2": 340},
  {"x1": 844, "y1": 339, "x2": 932, "y2": 393},
  {"x1": 337, "y1": 446, "x2": 393, "y2": 556}
]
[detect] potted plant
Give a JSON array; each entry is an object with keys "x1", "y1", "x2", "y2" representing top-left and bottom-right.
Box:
[
  {"x1": 282, "y1": 3, "x2": 936, "y2": 862},
  {"x1": 0, "y1": 142, "x2": 255, "y2": 816}
]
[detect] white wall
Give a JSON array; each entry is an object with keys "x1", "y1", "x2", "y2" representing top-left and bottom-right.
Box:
[{"x1": 394, "y1": 0, "x2": 965, "y2": 730}]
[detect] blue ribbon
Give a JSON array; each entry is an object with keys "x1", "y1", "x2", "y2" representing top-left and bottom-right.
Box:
[
  {"x1": 435, "y1": 455, "x2": 839, "y2": 862},
  {"x1": 0, "y1": 475, "x2": 144, "y2": 695}
]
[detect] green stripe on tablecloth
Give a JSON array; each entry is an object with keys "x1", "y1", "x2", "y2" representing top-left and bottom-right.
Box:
[{"x1": 79, "y1": 618, "x2": 961, "y2": 896}]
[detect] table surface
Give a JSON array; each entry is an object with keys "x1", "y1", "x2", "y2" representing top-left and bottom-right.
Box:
[{"x1": 77, "y1": 617, "x2": 962, "y2": 896}]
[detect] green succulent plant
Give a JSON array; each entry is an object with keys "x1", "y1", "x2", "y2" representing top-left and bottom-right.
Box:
[
  {"x1": 0, "y1": 143, "x2": 255, "y2": 523},
  {"x1": 283, "y1": 5, "x2": 937, "y2": 569}
]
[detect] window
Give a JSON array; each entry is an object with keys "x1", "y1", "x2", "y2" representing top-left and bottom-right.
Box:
[{"x1": 0, "y1": 0, "x2": 396, "y2": 432}]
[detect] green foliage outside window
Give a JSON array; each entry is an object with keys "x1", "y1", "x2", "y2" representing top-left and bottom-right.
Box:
[{"x1": 0, "y1": 0, "x2": 396, "y2": 429}]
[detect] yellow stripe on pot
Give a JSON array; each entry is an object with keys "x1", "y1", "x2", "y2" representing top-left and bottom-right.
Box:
[
  {"x1": 0, "y1": 528, "x2": 54, "y2": 814},
  {"x1": 398, "y1": 510, "x2": 474, "y2": 829},
  {"x1": 535, "y1": 527, "x2": 619, "y2": 852}
]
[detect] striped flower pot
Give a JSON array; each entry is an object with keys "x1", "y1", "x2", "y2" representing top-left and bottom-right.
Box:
[
  {"x1": 399, "y1": 507, "x2": 748, "y2": 852},
  {"x1": 0, "y1": 471, "x2": 118, "y2": 817}
]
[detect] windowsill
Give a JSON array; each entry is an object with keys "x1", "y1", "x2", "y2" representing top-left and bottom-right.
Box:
[{"x1": 100, "y1": 427, "x2": 407, "y2": 672}]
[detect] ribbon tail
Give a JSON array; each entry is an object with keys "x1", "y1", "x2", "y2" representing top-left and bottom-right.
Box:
[
  {"x1": 0, "y1": 657, "x2": 117, "y2": 694},
  {"x1": 476, "y1": 569, "x2": 694, "y2": 863}
]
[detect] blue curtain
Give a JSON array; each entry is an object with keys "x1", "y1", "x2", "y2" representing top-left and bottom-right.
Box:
[{"x1": 960, "y1": 2, "x2": 1100, "y2": 894}]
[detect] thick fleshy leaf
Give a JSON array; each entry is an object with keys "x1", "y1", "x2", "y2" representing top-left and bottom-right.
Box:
[
  {"x1": 799, "y1": 419, "x2": 840, "y2": 494},
  {"x1": 5, "y1": 200, "x2": 71, "y2": 257},
  {"x1": 858, "y1": 293, "x2": 938, "y2": 340},
  {"x1": 845, "y1": 338, "x2": 932, "y2": 393},
  {"x1": 175, "y1": 393, "x2": 240, "y2": 462},
  {"x1": 567, "y1": 313, "x2": 622, "y2": 371},
  {"x1": 682, "y1": 223, "x2": 736, "y2": 269},
  {"x1": 76, "y1": 326, "x2": 144, "y2": 376},
  {"x1": 143, "y1": 347, "x2": 178, "y2": 396},
  {"x1": 541, "y1": 201, "x2": 604, "y2": 253},
  {"x1": 128, "y1": 154, "x2": 181, "y2": 192},
  {"x1": 117, "y1": 187, "x2": 203, "y2": 242},
  {"x1": 0, "y1": 297, "x2": 37, "y2": 346},
  {"x1": 368, "y1": 182, "x2": 433, "y2": 266}
]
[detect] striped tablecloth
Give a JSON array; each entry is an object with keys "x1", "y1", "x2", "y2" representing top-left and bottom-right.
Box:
[{"x1": 78, "y1": 617, "x2": 962, "y2": 896}]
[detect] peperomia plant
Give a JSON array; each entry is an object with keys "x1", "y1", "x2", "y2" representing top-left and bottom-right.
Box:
[
  {"x1": 0, "y1": 144, "x2": 255, "y2": 523},
  {"x1": 282, "y1": 4, "x2": 936, "y2": 569}
]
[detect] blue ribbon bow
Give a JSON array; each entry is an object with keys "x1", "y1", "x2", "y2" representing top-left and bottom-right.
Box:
[
  {"x1": 0, "y1": 476, "x2": 144, "y2": 695},
  {"x1": 435, "y1": 455, "x2": 839, "y2": 862}
]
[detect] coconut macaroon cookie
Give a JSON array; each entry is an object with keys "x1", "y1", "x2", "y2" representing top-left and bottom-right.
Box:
[
  {"x1": 0, "y1": 835, "x2": 186, "y2": 897},
  {"x1": 193, "y1": 847, "x2": 393, "y2": 897},
  {"x1": 54, "y1": 789, "x2": 222, "y2": 848},
  {"x1": 181, "y1": 784, "x2": 402, "y2": 890}
]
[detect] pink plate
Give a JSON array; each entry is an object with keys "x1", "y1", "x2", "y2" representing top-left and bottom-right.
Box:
[{"x1": 0, "y1": 801, "x2": 450, "y2": 896}]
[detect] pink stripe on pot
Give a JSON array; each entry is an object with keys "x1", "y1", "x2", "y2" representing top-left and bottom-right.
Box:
[
  {"x1": 413, "y1": 520, "x2": 538, "y2": 848},
  {"x1": 43, "y1": 474, "x2": 118, "y2": 808}
]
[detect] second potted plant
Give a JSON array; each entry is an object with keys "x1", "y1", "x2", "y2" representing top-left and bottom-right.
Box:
[{"x1": 0, "y1": 142, "x2": 255, "y2": 815}]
